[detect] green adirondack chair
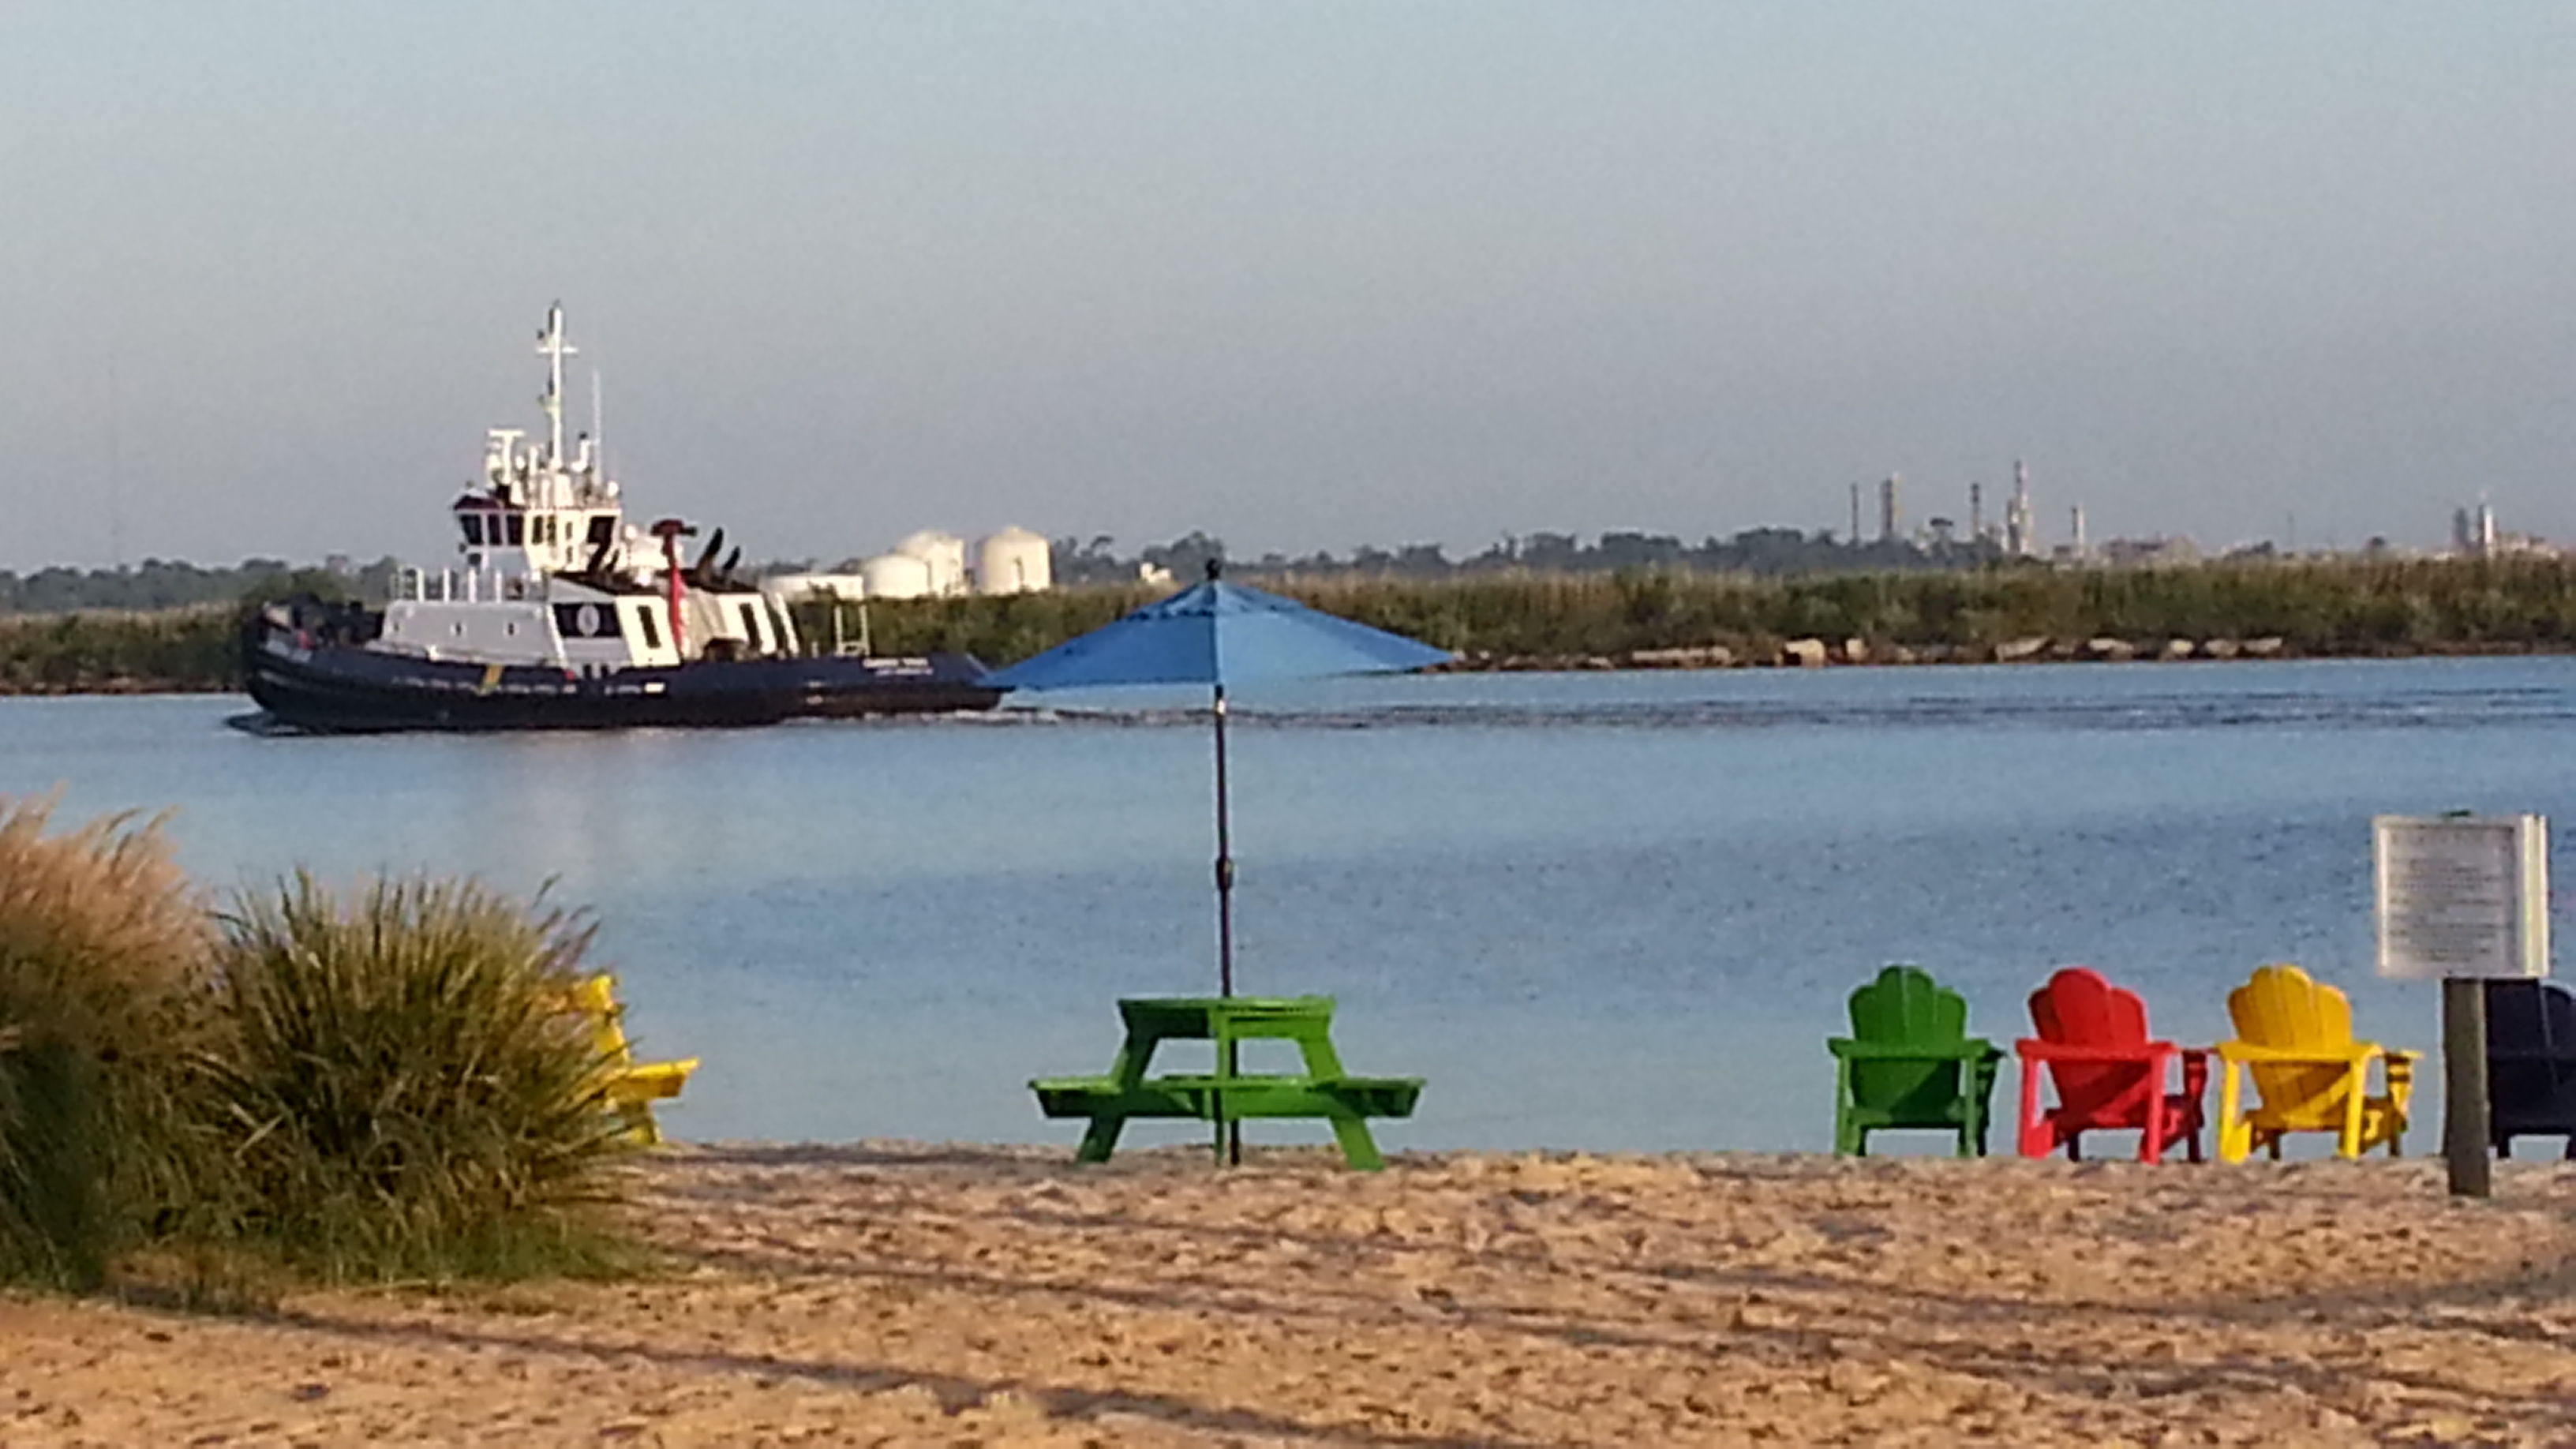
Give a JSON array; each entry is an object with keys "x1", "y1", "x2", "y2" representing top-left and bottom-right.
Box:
[{"x1": 1828, "y1": 964, "x2": 2004, "y2": 1156}]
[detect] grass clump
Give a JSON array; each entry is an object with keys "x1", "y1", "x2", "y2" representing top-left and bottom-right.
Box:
[
  {"x1": 208, "y1": 874, "x2": 644, "y2": 1282},
  {"x1": 0, "y1": 799, "x2": 226, "y2": 1290}
]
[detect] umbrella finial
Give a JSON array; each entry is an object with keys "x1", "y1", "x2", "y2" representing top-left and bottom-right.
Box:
[{"x1": 1204, "y1": 558, "x2": 1222, "y2": 582}]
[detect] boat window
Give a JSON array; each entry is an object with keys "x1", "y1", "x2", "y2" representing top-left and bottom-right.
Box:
[
  {"x1": 586, "y1": 515, "x2": 616, "y2": 546},
  {"x1": 506, "y1": 514, "x2": 526, "y2": 545},
  {"x1": 635, "y1": 605, "x2": 661, "y2": 652},
  {"x1": 462, "y1": 515, "x2": 485, "y2": 545},
  {"x1": 738, "y1": 601, "x2": 763, "y2": 650}
]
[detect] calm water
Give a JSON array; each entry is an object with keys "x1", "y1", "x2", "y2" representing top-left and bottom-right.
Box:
[{"x1": 6, "y1": 657, "x2": 2572, "y2": 1156}]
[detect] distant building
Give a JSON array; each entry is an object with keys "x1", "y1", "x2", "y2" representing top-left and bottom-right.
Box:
[
  {"x1": 2098, "y1": 536, "x2": 2203, "y2": 567},
  {"x1": 2450, "y1": 500, "x2": 2554, "y2": 559}
]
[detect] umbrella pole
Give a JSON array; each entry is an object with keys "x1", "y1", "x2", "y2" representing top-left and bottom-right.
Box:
[
  {"x1": 1214, "y1": 683, "x2": 1235, "y2": 998},
  {"x1": 1212, "y1": 683, "x2": 1241, "y2": 1166}
]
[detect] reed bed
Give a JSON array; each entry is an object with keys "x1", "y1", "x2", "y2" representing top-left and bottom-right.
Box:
[
  {"x1": 0, "y1": 607, "x2": 237, "y2": 693},
  {"x1": 845, "y1": 556, "x2": 2576, "y2": 666}
]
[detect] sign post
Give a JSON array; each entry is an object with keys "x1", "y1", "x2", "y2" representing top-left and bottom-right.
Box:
[{"x1": 2373, "y1": 814, "x2": 2550, "y2": 1199}]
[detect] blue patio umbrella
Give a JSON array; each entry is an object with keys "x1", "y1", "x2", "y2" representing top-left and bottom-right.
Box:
[{"x1": 988, "y1": 561, "x2": 1452, "y2": 998}]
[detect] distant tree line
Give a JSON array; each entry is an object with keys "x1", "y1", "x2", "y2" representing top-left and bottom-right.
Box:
[
  {"x1": 1048, "y1": 527, "x2": 2012, "y2": 586},
  {"x1": 0, "y1": 557, "x2": 397, "y2": 616}
]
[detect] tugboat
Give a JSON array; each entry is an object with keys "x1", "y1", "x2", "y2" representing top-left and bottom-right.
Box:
[{"x1": 238, "y1": 305, "x2": 1002, "y2": 733}]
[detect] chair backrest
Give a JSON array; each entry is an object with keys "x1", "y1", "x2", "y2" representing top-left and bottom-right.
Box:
[
  {"x1": 2029, "y1": 966, "x2": 2150, "y2": 1047},
  {"x1": 1847, "y1": 964, "x2": 1975, "y2": 1117},
  {"x1": 1851, "y1": 964, "x2": 1970, "y2": 1046},
  {"x1": 2227, "y1": 964, "x2": 2357, "y2": 1116},
  {"x1": 2028, "y1": 966, "x2": 2155, "y2": 1119},
  {"x1": 2484, "y1": 979, "x2": 2576, "y2": 1127},
  {"x1": 2486, "y1": 979, "x2": 2576, "y2": 1054},
  {"x1": 569, "y1": 972, "x2": 638, "y2": 1072}
]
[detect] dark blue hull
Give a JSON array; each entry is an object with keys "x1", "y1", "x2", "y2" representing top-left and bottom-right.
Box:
[{"x1": 242, "y1": 624, "x2": 1002, "y2": 734}]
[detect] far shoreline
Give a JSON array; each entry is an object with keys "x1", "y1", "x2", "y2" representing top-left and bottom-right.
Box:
[{"x1": 3, "y1": 636, "x2": 2575, "y2": 701}]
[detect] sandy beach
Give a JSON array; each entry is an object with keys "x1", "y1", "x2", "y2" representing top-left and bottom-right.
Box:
[{"x1": 6, "y1": 1143, "x2": 2576, "y2": 1447}]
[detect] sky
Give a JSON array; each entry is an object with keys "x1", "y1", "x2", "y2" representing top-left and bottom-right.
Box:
[{"x1": 2, "y1": 3, "x2": 2570, "y2": 571}]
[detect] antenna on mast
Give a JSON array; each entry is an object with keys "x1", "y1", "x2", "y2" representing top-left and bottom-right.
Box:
[
  {"x1": 591, "y1": 365, "x2": 604, "y2": 479},
  {"x1": 535, "y1": 301, "x2": 576, "y2": 466}
]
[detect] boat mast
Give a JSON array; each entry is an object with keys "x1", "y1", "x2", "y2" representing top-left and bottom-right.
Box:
[{"x1": 537, "y1": 302, "x2": 577, "y2": 472}]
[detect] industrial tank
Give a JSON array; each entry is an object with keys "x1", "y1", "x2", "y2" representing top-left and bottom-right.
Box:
[
  {"x1": 974, "y1": 527, "x2": 1052, "y2": 594},
  {"x1": 859, "y1": 552, "x2": 933, "y2": 600},
  {"x1": 895, "y1": 530, "x2": 968, "y2": 597},
  {"x1": 761, "y1": 571, "x2": 866, "y2": 604}
]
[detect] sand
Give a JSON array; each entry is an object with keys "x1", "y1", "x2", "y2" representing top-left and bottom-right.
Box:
[{"x1": 6, "y1": 1142, "x2": 2576, "y2": 1447}]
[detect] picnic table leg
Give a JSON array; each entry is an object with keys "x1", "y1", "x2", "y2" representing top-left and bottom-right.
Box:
[
  {"x1": 1291, "y1": 1020, "x2": 1387, "y2": 1169},
  {"x1": 1078, "y1": 1025, "x2": 1158, "y2": 1166},
  {"x1": 1325, "y1": 1110, "x2": 1386, "y2": 1171},
  {"x1": 1290, "y1": 1022, "x2": 1348, "y2": 1080},
  {"x1": 1076, "y1": 1112, "x2": 1127, "y2": 1165},
  {"x1": 1215, "y1": 1024, "x2": 1237, "y2": 1166}
]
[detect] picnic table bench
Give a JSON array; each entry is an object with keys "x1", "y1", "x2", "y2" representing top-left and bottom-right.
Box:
[{"x1": 1032, "y1": 995, "x2": 1422, "y2": 1170}]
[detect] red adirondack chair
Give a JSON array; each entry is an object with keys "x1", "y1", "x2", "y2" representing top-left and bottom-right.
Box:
[{"x1": 2016, "y1": 967, "x2": 2209, "y2": 1163}]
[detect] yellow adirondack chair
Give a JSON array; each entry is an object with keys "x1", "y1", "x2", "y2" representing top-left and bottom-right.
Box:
[
  {"x1": 569, "y1": 974, "x2": 698, "y2": 1146},
  {"x1": 2215, "y1": 964, "x2": 2418, "y2": 1162}
]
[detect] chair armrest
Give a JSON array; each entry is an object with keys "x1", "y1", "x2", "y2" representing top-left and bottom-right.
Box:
[
  {"x1": 2215, "y1": 1041, "x2": 2377, "y2": 1066},
  {"x1": 1831, "y1": 1038, "x2": 2000, "y2": 1062},
  {"x1": 2015, "y1": 1040, "x2": 2174, "y2": 1064}
]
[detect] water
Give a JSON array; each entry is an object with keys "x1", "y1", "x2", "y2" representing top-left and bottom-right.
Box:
[{"x1": 6, "y1": 657, "x2": 2571, "y2": 1157}]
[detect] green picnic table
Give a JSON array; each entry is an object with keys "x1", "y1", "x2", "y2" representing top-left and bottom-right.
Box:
[{"x1": 1031, "y1": 995, "x2": 1424, "y2": 1170}]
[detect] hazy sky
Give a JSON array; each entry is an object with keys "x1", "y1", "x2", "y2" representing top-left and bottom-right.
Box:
[{"x1": 3, "y1": 4, "x2": 2570, "y2": 571}]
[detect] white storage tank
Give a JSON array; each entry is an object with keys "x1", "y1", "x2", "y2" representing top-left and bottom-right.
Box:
[
  {"x1": 859, "y1": 552, "x2": 934, "y2": 600},
  {"x1": 974, "y1": 527, "x2": 1052, "y2": 595},
  {"x1": 762, "y1": 571, "x2": 867, "y2": 605},
  {"x1": 895, "y1": 530, "x2": 968, "y2": 597}
]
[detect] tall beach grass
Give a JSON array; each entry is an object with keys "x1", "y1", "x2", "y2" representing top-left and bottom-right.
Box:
[
  {"x1": 0, "y1": 795, "x2": 653, "y2": 1294},
  {"x1": 0, "y1": 799, "x2": 226, "y2": 1290},
  {"x1": 208, "y1": 875, "x2": 645, "y2": 1282}
]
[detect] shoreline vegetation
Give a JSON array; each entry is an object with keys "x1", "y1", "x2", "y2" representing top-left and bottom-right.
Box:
[
  {"x1": 0, "y1": 801, "x2": 642, "y2": 1297},
  {"x1": 13, "y1": 556, "x2": 2576, "y2": 695}
]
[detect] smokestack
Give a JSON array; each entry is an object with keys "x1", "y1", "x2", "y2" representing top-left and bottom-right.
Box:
[
  {"x1": 2005, "y1": 458, "x2": 2035, "y2": 557},
  {"x1": 1849, "y1": 481, "x2": 1862, "y2": 546},
  {"x1": 1969, "y1": 481, "x2": 1983, "y2": 541},
  {"x1": 1880, "y1": 474, "x2": 1901, "y2": 543}
]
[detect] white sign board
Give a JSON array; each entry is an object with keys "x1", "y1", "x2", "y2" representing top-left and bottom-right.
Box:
[{"x1": 2373, "y1": 814, "x2": 2549, "y2": 980}]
